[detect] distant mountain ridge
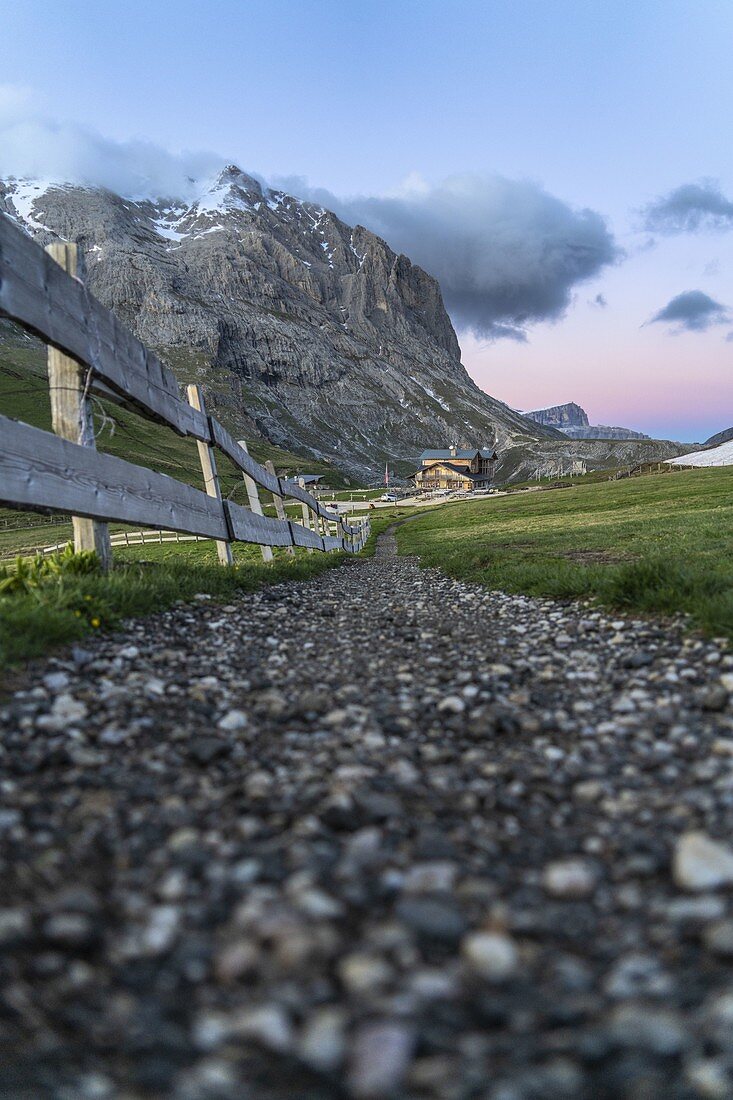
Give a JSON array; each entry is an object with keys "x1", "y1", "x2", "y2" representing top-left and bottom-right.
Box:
[
  {"x1": 525, "y1": 402, "x2": 650, "y2": 441},
  {"x1": 0, "y1": 169, "x2": 559, "y2": 480}
]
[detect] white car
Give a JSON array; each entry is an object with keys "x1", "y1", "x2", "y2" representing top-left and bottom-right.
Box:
[{"x1": 380, "y1": 493, "x2": 398, "y2": 502}]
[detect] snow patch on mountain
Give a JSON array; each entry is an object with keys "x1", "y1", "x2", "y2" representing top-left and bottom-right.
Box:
[{"x1": 667, "y1": 441, "x2": 733, "y2": 467}]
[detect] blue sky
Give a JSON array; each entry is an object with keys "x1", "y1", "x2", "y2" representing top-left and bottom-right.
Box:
[{"x1": 1, "y1": 0, "x2": 731, "y2": 440}]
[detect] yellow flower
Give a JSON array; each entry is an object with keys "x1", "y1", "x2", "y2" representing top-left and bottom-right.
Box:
[{"x1": 91, "y1": 617, "x2": 101, "y2": 628}]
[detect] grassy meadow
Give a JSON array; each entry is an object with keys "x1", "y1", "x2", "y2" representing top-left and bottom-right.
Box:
[{"x1": 396, "y1": 468, "x2": 733, "y2": 641}]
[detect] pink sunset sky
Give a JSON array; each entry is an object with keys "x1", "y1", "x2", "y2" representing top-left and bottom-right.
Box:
[{"x1": 461, "y1": 223, "x2": 731, "y2": 442}]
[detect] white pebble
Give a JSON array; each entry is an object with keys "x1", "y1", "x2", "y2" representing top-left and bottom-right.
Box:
[
  {"x1": 437, "y1": 695, "x2": 465, "y2": 715},
  {"x1": 217, "y1": 709, "x2": 248, "y2": 731},
  {"x1": 543, "y1": 858, "x2": 598, "y2": 899},
  {"x1": 461, "y1": 931, "x2": 518, "y2": 981},
  {"x1": 673, "y1": 832, "x2": 733, "y2": 891}
]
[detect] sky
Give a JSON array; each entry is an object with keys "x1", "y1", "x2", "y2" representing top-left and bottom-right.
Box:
[{"x1": 0, "y1": 0, "x2": 731, "y2": 441}]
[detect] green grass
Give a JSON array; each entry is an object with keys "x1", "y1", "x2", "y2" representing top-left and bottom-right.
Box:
[
  {"x1": 359, "y1": 508, "x2": 430, "y2": 556},
  {"x1": 0, "y1": 540, "x2": 347, "y2": 668},
  {"x1": 395, "y1": 468, "x2": 733, "y2": 641}
]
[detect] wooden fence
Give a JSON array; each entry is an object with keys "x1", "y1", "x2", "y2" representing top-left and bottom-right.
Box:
[
  {"x1": 0, "y1": 216, "x2": 369, "y2": 566},
  {"x1": 610, "y1": 461, "x2": 698, "y2": 481}
]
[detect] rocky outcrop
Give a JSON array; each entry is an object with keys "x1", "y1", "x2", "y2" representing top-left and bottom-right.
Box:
[
  {"x1": 1, "y1": 170, "x2": 558, "y2": 480},
  {"x1": 525, "y1": 402, "x2": 650, "y2": 441},
  {"x1": 496, "y1": 436, "x2": 692, "y2": 483}
]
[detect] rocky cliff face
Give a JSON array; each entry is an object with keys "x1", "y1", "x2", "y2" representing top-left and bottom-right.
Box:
[
  {"x1": 1, "y1": 169, "x2": 557, "y2": 480},
  {"x1": 525, "y1": 402, "x2": 650, "y2": 441}
]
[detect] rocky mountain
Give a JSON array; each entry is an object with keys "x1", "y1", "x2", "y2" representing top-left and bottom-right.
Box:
[
  {"x1": 525, "y1": 402, "x2": 650, "y2": 441},
  {"x1": 496, "y1": 436, "x2": 691, "y2": 484},
  {"x1": 704, "y1": 426, "x2": 733, "y2": 448},
  {"x1": 1, "y1": 169, "x2": 560, "y2": 481}
]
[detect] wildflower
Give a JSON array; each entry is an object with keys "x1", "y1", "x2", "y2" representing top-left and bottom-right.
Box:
[{"x1": 91, "y1": 617, "x2": 101, "y2": 628}]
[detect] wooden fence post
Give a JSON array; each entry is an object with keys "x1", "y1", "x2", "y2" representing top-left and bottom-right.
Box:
[
  {"x1": 237, "y1": 441, "x2": 274, "y2": 563},
  {"x1": 300, "y1": 502, "x2": 314, "y2": 553},
  {"x1": 186, "y1": 384, "x2": 233, "y2": 566},
  {"x1": 45, "y1": 241, "x2": 112, "y2": 570},
  {"x1": 265, "y1": 460, "x2": 295, "y2": 556}
]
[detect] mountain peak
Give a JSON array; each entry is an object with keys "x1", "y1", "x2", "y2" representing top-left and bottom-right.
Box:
[
  {"x1": 525, "y1": 402, "x2": 650, "y2": 441},
  {"x1": 193, "y1": 166, "x2": 265, "y2": 214}
]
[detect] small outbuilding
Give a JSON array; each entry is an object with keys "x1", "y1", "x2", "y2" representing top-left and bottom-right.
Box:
[{"x1": 290, "y1": 474, "x2": 325, "y2": 489}]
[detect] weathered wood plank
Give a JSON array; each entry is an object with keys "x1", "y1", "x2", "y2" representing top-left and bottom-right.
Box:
[
  {"x1": 224, "y1": 501, "x2": 294, "y2": 547},
  {"x1": 0, "y1": 415, "x2": 229, "y2": 538},
  {"x1": 281, "y1": 479, "x2": 320, "y2": 512},
  {"x1": 322, "y1": 535, "x2": 344, "y2": 552},
  {"x1": 0, "y1": 217, "x2": 209, "y2": 440},
  {"x1": 279, "y1": 479, "x2": 347, "y2": 525},
  {"x1": 209, "y1": 420, "x2": 280, "y2": 495},
  {"x1": 291, "y1": 521, "x2": 324, "y2": 550}
]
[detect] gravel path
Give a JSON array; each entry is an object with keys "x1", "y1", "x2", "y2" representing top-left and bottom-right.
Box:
[{"x1": 1, "y1": 530, "x2": 733, "y2": 1099}]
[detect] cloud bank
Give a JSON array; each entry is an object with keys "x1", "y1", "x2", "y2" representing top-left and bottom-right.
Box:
[
  {"x1": 0, "y1": 84, "x2": 617, "y2": 339},
  {"x1": 277, "y1": 174, "x2": 618, "y2": 339},
  {"x1": 647, "y1": 290, "x2": 730, "y2": 333},
  {"x1": 644, "y1": 181, "x2": 733, "y2": 234}
]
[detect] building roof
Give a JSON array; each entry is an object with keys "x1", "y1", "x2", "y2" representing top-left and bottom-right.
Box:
[
  {"x1": 293, "y1": 473, "x2": 324, "y2": 483},
  {"x1": 419, "y1": 448, "x2": 497, "y2": 461},
  {"x1": 414, "y1": 460, "x2": 494, "y2": 482}
]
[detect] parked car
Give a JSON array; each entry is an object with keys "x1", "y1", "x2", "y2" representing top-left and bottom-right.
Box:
[{"x1": 380, "y1": 493, "x2": 398, "y2": 502}]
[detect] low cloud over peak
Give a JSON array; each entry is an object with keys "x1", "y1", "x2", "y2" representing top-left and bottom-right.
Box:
[
  {"x1": 644, "y1": 181, "x2": 733, "y2": 234},
  {"x1": 279, "y1": 173, "x2": 618, "y2": 340},
  {"x1": 0, "y1": 84, "x2": 222, "y2": 202},
  {"x1": 0, "y1": 84, "x2": 618, "y2": 340},
  {"x1": 647, "y1": 290, "x2": 730, "y2": 333}
]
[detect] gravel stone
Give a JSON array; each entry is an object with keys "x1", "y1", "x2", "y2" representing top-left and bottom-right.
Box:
[
  {"x1": 348, "y1": 1021, "x2": 414, "y2": 1097},
  {"x1": 673, "y1": 832, "x2": 733, "y2": 891},
  {"x1": 703, "y1": 920, "x2": 733, "y2": 957},
  {"x1": 461, "y1": 932, "x2": 519, "y2": 981},
  {"x1": 1, "y1": 527, "x2": 732, "y2": 1097},
  {"x1": 395, "y1": 897, "x2": 467, "y2": 944},
  {"x1": 542, "y1": 857, "x2": 599, "y2": 898},
  {"x1": 217, "y1": 709, "x2": 249, "y2": 731}
]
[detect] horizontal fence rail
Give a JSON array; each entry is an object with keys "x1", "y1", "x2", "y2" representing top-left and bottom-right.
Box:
[{"x1": 0, "y1": 216, "x2": 369, "y2": 562}]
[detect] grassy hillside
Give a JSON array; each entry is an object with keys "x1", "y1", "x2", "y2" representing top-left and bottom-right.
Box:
[{"x1": 396, "y1": 468, "x2": 733, "y2": 640}]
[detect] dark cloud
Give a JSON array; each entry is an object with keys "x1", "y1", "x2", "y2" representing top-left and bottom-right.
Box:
[
  {"x1": 647, "y1": 290, "x2": 730, "y2": 333},
  {"x1": 644, "y1": 181, "x2": 733, "y2": 234},
  {"x1": 275, "y1": 174, "x2": 618, "y2": 339}
]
